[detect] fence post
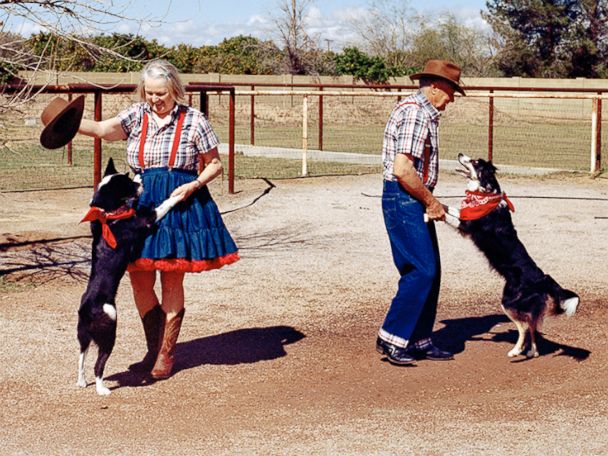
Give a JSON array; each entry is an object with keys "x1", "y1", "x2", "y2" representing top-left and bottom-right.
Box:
[
  {"x1": 488, "y1": 90, "x2": 494, "y2": 162},
  {"x1": 229, "y1": 88, "x2": 235, "y2": 194},
  {"x1": 200, "y1": 90, "x2": 209, "y2": 118},
  {"x1": 302, "y1": 94, "x2": 308, "y2": 176},
  {"x1": 66, "y1": 92, "x2": 73, "y2": 166},
  {"x1": 318, "y1": 86, "x2": 324, "y2": 151},
  {"x1": 596, "y1": 94, "x2": 602, "y2": 172},
  {"x1": 93, "y1": 91, "x2": 102, "y2": 187},
  {"x1": 591, "y1": 97, "x2": 599, "y2": 173},
  {"x1": 250, "y1": 85, "x2": 255, "y2": 145}
]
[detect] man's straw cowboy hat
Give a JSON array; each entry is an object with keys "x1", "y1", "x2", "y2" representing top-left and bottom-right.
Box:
[
  {"x1": 40, "y1": 95, "x2": 85, "y2": 149},
  {"x1": 409, "y1": 60, "x2": 465, "y2": 96}
]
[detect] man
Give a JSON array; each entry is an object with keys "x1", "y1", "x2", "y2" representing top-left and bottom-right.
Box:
[{"x1": 376, "y1": 60, "x2": 465, "y2": 365}]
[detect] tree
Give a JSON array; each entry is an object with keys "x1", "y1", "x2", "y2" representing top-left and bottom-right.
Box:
[
  {"x1": 563, "y1": 0, "x2": 608, "y2": 77},
  {"x1": 0, "y1": 31, "x2": 31, "y2": 83},
  {"x1": 409, "y1": 15, "x2": 498, "y2": 77},
  {"x1": 271, "y1": 0, "x2": 319, "y2": 74},
  {"x1": 334, "y1": 47, "x2": 403, "y2": 84},
  {"x1": 349, "y1": 1, "x2": 495, "y2": 77},
  {"x1": 483, "y1": 0, "x2": 608, "y2": 77},
  {"x1": 90, "y1": 34, "x2": 168, "y2": 72},
  {"x1": 349, "y1": 0, "x2": 415, "y2": 65},
  {"x1": 0, "y1": 0, "x2": 166, "y2": 111},
  {"x1": 213, "y1": 35, "x2": 282, "y2": 75}
]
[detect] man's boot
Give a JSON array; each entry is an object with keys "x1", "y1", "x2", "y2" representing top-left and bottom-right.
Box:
[
  {"x1": 151, "y1": 308, "x2": 185, "y2": 379},
  {"x1": 129, "y1": 305, "x2": 165, "y2": 372}
]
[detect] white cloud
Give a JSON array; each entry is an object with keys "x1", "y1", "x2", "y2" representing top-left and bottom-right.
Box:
[
  {"x1": 247, "y1": 14, "x2": 270, "y2": 27},
  {"x1": 7, "y1": 20, "x2": 45, "y2": 36}
]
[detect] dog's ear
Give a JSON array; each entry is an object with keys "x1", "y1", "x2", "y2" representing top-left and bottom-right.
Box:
[{"x1": 104, "y1": 158, "x2": 118, "y2": 176}]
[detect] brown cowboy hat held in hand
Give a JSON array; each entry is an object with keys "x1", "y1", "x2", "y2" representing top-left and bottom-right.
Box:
[
  {"x1": 40, "y1": 95, "x2": 85, "y2": 149},
  {"x1": 409, "y1": 60, "x2": 465, "y2": 96}
]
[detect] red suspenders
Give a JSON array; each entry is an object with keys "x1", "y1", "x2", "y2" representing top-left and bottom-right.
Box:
[
  {"x1": 397, "y1": 101, "x2": 431, "y2": 186},
  {"x1": 138, "y1": 108, "x2": 186, "y2": 170}
]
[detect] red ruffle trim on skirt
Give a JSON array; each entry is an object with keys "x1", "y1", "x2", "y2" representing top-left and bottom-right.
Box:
[{"x1": 127, "y1": 252, "x2": 240, "y2": 273}]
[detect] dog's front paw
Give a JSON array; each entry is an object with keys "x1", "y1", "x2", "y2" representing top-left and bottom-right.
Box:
[{"x1": 77, "y1": 376, "x2": 87, "y2": 388}]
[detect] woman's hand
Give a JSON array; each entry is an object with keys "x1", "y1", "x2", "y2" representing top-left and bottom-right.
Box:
[
  {"x1": 170, "y1": 180, "x2": 201, "y2": 202},
  {"x1": 170, "y1": 147, "x2": 222, "y2": 202}
]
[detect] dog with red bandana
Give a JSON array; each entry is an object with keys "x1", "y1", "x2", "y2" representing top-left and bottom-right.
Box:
[
  {"x1": 77, "y1": 158, "x2": 180, "y2": 395},
  {"x1": 446, "y1": 153, "x2": 579, "y2": 358}
]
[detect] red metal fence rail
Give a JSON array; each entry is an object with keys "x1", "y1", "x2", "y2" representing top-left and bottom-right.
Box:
[
  {"x1": 2, "y1": 83, "x2": 236, "y2": 192},
  {"x1": 2, "y1": 81, "x2": 607, "y2": 186},
  {"x1": 186, "y1": 81, "x2": 607, "y2": 172}
]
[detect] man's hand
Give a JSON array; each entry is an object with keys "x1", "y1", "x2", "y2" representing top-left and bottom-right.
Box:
[
  {"x1": 426, "y1": 198, "x2": 446, "y2": 221},
  {"x1": 393, "y1": 154, "x2": 445, "y2": 221}
]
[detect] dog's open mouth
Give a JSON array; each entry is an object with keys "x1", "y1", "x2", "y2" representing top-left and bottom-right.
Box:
[{"x1": 456, "y1": 153, "x2": 477, "y2": 180}]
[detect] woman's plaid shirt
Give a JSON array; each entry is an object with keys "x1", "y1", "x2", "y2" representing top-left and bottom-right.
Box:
[
  {"x1": 118, "y1": 102, "x2": 220, "y2": 172},
  {"x1": 382, "y1": 91, "x2": 441, "y2": 189}
]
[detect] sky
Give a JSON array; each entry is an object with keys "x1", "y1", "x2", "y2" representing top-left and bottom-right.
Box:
[{"x1": 8, "y1": 0, "x2": 490, "y2": 49}]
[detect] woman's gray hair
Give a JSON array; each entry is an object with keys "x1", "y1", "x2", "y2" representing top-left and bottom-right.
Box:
[{"x1": 137, "y1": 59, "x2": 186, "y2": 103}]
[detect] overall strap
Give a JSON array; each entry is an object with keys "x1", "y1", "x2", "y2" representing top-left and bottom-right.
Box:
[
  {"x1": 168, "y1": 109, "x2": 186, "y2": 169},
  {"x1": 399, "y1": 101, "x2": 431, "y2": 186},
  {"x1": 138, "y1": 108, "x2": 186, "y2": 170},
  {"x1": 422, "y1": 136, "x2": 431, "y2": 185},
  {"x1": 138, "y1": 112, "x2": 149, "y2": 169}
]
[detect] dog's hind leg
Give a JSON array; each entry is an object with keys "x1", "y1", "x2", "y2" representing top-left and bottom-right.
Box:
[
  {"x1": 77, "y1": 327, "x2": 91, "y2": 388},
  {"x1": 94, "y1": 354, "x2": 111, "y2": 396},
  {"x1": 526, "y1": 325, "x2": 540, "y2": 358},
  {"x1": 93, "y1": 319, "x2": 116, "y2": 396},
  {"x1": 77, "y1": 345, "x2": 89, "y2": 388},
  {"x1": 508, "y1": 320, "x2": 527, "y2": 357},
  {"x1": 502, "y1": 305, "x2": 527, "y2": 357},
  {"x1": 93, "y1": 346, "x2": 114, "y2": 396}
]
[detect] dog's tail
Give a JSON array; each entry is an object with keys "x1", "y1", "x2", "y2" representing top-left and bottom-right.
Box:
[
  {"x1": 541, "y1": 275, "x2": 580, "y2": 318},
  {"x1": 557, "y1": 289, "x2": 580, "y2": 317}
]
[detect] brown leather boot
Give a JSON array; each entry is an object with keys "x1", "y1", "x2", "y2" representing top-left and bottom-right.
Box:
[
  {"x1": 151, "y1": 308, "x2": 185, "y2": 379},
  {"x1": 129, "y1": 305, "x2": 165, "y2": 372}
]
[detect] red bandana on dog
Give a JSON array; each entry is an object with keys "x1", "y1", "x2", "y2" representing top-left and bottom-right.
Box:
[
  {"x1": 460, "y1": 190, "x2": 515, "y2": 221},
  {"x1": 80, "y1": 206, "x2": 136, "y2": 249}
]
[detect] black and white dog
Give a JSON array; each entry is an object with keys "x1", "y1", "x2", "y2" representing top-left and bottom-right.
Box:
[
  {"x1": 446, "y1": 153, "x2": 580, "y2": 358},
  {"x1": 77, "y1": 159, "x2": 180, "y2": 395}
]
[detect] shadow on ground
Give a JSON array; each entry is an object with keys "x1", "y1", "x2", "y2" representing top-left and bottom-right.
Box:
[
  {"x1": 433, "y1": 313, "x2": 590, "y2": 361},
  {"x1": 107, "y1": 325, "x2": 305, "y2": 390}
]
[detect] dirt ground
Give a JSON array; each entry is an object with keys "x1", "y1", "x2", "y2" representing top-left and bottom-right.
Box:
[{"x1": 1, "y1": 170, "x2": 607, "y2": 455}]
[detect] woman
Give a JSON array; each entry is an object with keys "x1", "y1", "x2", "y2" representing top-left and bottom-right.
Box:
[{"x1": 79, "y1": 59, "x2": 239, "y2": 379}]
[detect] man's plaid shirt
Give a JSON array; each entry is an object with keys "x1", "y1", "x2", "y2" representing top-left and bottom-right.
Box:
[
  {"x1": 118, "y1": 102, "x2": 220, "y2": 172},
  {"x1": 382, "y1": 90, "x2": 441, "y2": 189}
]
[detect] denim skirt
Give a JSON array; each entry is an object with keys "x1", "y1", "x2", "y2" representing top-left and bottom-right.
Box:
[{"x1": 128, "y1": 167, "x2": 239, "y2": 273}]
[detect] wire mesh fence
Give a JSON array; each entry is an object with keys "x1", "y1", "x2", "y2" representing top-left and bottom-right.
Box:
[
  {"x1": 0, "y1": 84, "x2": 606, "y2": 192},
  {"x1": 209, "y1": 88, "x2": 604, "y2": 179}
]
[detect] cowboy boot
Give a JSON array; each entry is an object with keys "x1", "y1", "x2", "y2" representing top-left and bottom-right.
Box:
[
  {"x1": 151, "y1": 308, "x2": 185, "y2": 380},
  {"x1": 128, "y1": 305, "x2": 165, "y2": 372}
]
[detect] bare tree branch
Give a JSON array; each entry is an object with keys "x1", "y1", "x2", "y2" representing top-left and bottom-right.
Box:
[
  {"x1": 271, "y1": 0, "x2": 319, "y2": 74},
  {"x1": 0, "y1": 0, "x2": 169, "y2": 112}
]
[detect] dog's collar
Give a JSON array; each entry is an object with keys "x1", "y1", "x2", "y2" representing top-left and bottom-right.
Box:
[
  {"x1": 460, "y1": 190, "x2": 514, "y2": 221},
  {"x1": 80, "y1": 205, "x2": 136, "y2": 249}
]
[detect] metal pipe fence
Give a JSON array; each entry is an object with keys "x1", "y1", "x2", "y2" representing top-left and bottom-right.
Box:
[
  {"x1": 208, "y1": 83, "x2": 606, "y2": 176},
  {"x1": 0, "y1": 83, "x2": 236, "y2": 192},
  {"x1": 1, "y1": 81, "x2": 607, "y2": 193}
]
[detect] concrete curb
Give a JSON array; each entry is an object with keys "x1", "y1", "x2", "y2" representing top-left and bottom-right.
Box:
[{"x1": 219, "y1": 144, "x2": 565, "y2": 176}]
